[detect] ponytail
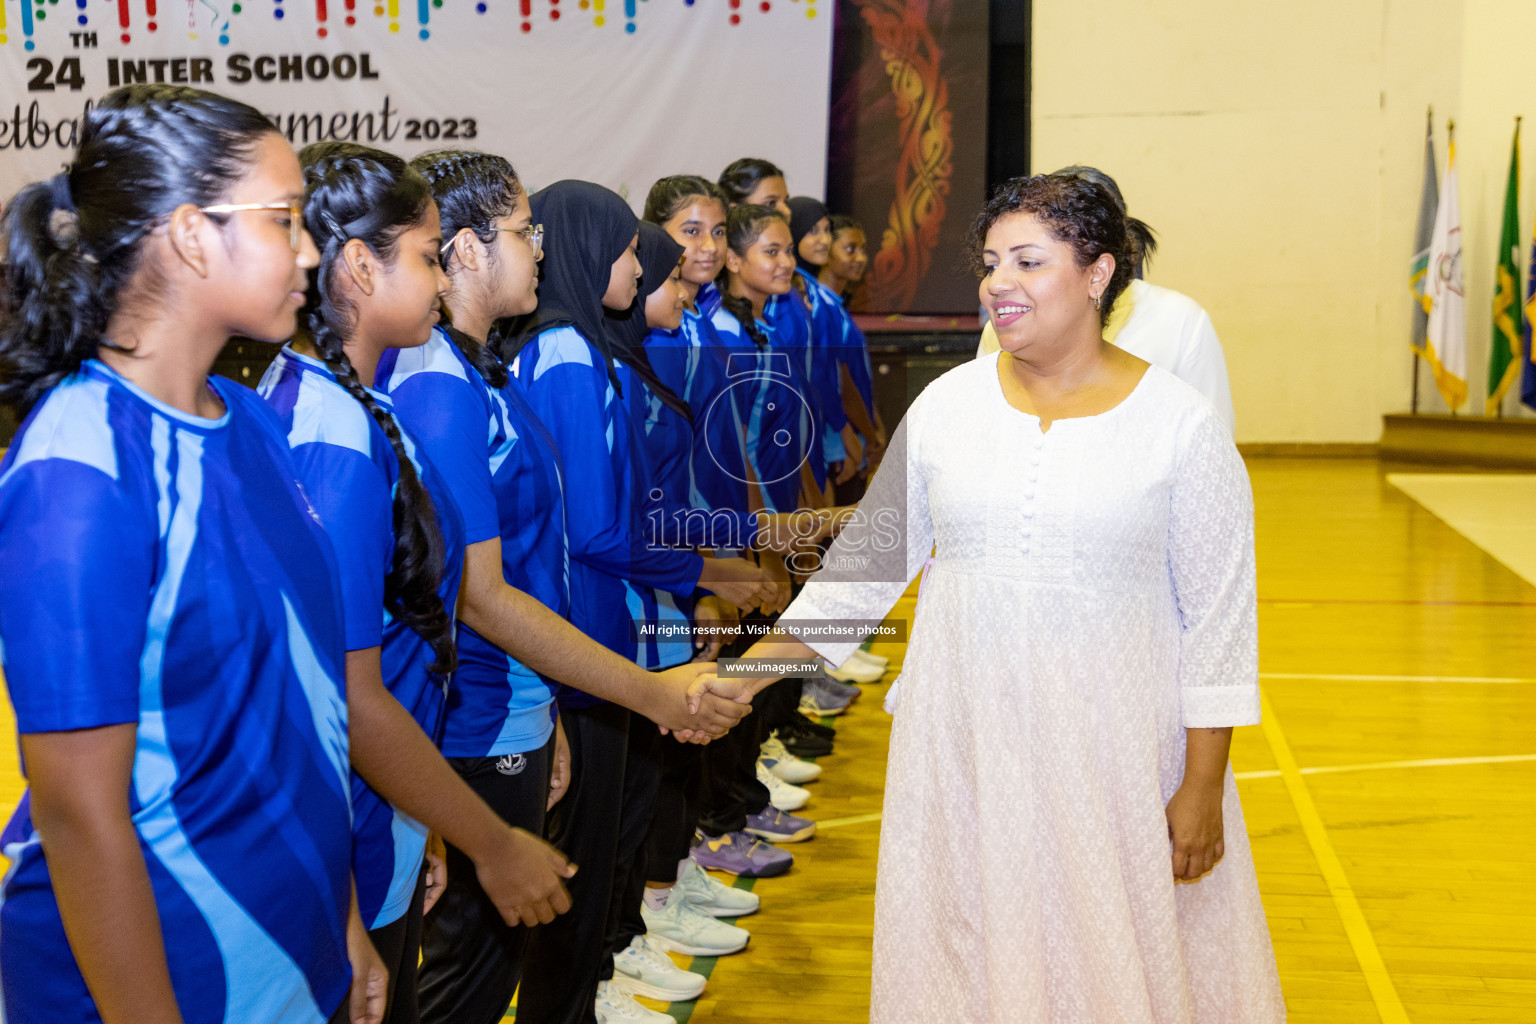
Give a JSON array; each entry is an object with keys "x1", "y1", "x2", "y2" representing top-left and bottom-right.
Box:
[
  {"x1": 1, "y1": 85, "x2": 276, "y2": 415},
  {"x1": 1124, "y1": 215, "x2": 1157, "y2": 274},
  {"x1": 301, "y1": 141, "x2": 457, "y2": 675}
]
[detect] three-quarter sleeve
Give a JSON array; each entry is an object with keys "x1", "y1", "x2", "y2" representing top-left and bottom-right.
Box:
[
  {"x1": 1167, "y1": 408, "x2": 1260, "y2": 727},
  {"x1": 780, "y1": 393, "x2": 935, "y2": 667}
]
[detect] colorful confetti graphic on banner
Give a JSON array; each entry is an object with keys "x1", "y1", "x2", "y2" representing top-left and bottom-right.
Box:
[{"x1": 0, "y1": 0, "x2": 816, "y2": 46}]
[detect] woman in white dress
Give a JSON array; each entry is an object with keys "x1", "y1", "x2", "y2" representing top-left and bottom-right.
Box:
[{"x1": 723, "y1": 174, "x2": 1286, "y2": 1022}]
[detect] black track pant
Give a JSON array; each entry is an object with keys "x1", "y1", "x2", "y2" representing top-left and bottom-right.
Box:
[
  {"x1": 369, "y1": 872, "x2": 427, "y2": 1024},
  {"x1": 418, "y1": 735, "x2": 555, "y2": 1024},
  {"x1": 642, "y1": 737, "x2": 703, "y2": 884},
  {"x1": 518, "y1": 701, "x2": 651, "y2": 1024},
  {"x1": 604, "y1": 710, "x2": 668, "y2": 965}
]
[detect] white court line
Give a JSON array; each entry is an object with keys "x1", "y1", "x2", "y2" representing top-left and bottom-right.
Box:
[
  {"x1": 1262, "y1": 671, "x2": 1536, "y2": 684},
  {"x1": 1235, "y1": 752, "x2": 1536, "y2": 782}
]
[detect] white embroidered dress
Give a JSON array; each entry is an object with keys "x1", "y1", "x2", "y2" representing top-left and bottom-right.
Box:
[{"x1": 782, "y1": 353, "x2": 1285, "y2": 1023}]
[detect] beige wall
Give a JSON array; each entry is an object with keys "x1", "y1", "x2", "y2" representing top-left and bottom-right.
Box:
[{"x1": 1028, "y1": 0, "x2": 1536, "y2": 442}]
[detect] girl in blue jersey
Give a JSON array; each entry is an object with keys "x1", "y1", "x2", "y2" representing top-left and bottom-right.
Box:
[
  {"x1": 504, "y1": 180, "x2": 772, "y2": 1024},
  {"x1": 0, "y1": 85, "x2": 383, "y2": 1024},
  {"x1": 788, "y1": 196, "x2": 863, "y2": 494},
  {"x1": 258, "y1": 142, "x2": 582, "y2": 1024},
  {"x1": 719, "y1": 161, "x2": 837, "y2": 510},
  {"x1": 379, "y1": 157, "x2": 756, "y2": 1024},
  {"x1": 818, "y1": 213, "x2": 887, "y2": 483}
]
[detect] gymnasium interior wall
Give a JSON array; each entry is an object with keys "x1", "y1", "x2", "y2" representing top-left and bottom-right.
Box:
[{"x1": 1031, "y1": 0, "x2": 1536, "y2": 444}]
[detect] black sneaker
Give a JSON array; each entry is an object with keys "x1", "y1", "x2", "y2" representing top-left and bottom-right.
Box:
[{"x1": 775, "y1": 722, "x2": 833, "y2": 758}]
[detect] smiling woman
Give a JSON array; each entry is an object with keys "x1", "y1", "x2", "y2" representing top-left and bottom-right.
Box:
[{"x1": 726, "y1": 173, "x2": 1286, "y2": 1023}]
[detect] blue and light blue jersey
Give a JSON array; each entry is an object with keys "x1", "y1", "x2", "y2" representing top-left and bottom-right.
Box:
[
  {"x1": 708, "y1": 306, "x2": 816, "y2": 514},
  {"x1": 258, "y1": 346, "x2": 467, "y2": 931},
  {"x1": 792, "y1": 270, "x2": 855, "y2": 465},
  {"x1": 801, "y1": 273, "x2": 878, "y2": 434},
  {"x1": 638, "y1": 313, "x2": 752, "y2": 549},
  {"x1": 0, "y1": 360, "x2": 353, "y2": 1024},
  {"x1": 765, "y1": 288, "x2": 843, "y2": 484},
  {"x1": 378, "y1": 327, "x2": 566, "y2": 757},
  {"x1": 513, "y1": 326, "x2": 703, "y2": 689}
]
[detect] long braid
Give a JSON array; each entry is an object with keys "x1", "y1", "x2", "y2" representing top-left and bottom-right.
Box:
[{"x1": 301, "y1": 142, "x2": 457, "y2": 674}]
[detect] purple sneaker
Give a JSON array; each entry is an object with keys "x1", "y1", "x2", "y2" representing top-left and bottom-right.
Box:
[
  {"x1": 691, "y1": 830, "x2": 793, "y2": 878},
  {"x1": 745, "y1": 806, "x2": 817, "y2": 844}
]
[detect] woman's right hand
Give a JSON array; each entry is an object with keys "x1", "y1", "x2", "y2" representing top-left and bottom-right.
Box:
[
  {"x1": 474, "y1": 827, "x2": 576, "y2": 927},
  {"x1": 696, "y1": 556, "x2": 774, "y2": 611}
]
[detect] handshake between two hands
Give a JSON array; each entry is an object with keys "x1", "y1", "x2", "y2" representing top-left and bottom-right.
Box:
[{"x1": 653, "y1": 661, "x2": 775, "y2": 745}]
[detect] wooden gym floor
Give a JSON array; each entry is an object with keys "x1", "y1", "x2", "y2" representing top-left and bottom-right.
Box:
[{"x1": 3, "y1": 455, "x2": 1534, "y2": 1022}]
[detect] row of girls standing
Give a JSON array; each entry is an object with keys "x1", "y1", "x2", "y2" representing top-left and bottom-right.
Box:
[{"x1": 0, "y1": 84, "x2": 766, "y2": 1024}]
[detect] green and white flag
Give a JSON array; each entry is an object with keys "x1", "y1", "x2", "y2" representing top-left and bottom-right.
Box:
[{"x1": 1489, "y1": 120, "x2": 1523, "y2": 414}]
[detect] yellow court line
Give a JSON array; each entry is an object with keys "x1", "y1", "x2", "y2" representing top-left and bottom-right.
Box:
[
  {"x1": 815, "y1": 811, "x2": 884, "y2": 830},
  {"x1": 1261, "y1": 671, "x2": 1536, "y2": 684},
  {"x1": 1260, "y1": 693, "x2": 1411, "y2": 1024},
  {"x1": 1236, "y1": 751, "x2": 1536, "y2": 781}
]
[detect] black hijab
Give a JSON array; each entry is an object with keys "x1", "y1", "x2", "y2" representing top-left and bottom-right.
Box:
[
  {"x1": 787, "y1": 195, "x2": 831, "y2": 275},
  {"x1": 607, "y1": 221, "x2": 692, "y2": 422},
  {"x1": 501, "y1": 179, "x2": 638, "y2": 394}
]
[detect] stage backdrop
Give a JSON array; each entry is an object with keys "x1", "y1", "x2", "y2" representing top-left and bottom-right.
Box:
[
  {"x1": 827, "y1": 0, "x2": 987, "y2": 314},
  {"x1": 0, "y1": 0, "x2": 833, "y2": 210}
]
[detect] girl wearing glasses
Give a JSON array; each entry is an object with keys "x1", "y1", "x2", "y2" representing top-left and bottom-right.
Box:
[
  {"x1": 0, "y1": 85, "x2": 382, "y2": 1024},
  {"x1": 257, "y1": 142, "x2": 585, "y2": 1024},
  {"x1": 380, "y1": 156, "x2": 757, "y2": 1024}
]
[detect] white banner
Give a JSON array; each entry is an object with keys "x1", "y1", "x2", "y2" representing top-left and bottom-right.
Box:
[{"x1": 0, "y1": 0, "x2": 833, "y2": 209}]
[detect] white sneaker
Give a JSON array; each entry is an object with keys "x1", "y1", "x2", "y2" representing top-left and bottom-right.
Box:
[
  {"x1": 828, "y1": 654, "x2": 883, "y2": 683},
  {"x1": 850, "y1": 648, "x2": 889, "y2": 669},
  {"x1": 641, "y1": 888, "x2": 750, "y2": 956},
  {"x1": 595, "y1": 979, "x2": 675, "y2": 1022},
  {"x1": 676, "y1": 858, "x2": 761, "y2": 918},
  {"x1": 757, "y1": 760, "x2": 811, "y2": 811},
  {"x1": 612, "y1": 933, "x2": 706, "y2": 1001},
  {"x1": 760, "y1": 735, "x2": 822, "y2": 784}
]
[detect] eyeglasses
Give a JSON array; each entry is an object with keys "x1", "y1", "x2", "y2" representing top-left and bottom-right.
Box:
[
  {"x1": 440, "y1": 223, "x2": 544, "y2": 262},
  {"x1": 199, "y1": 200, "x2": 306, "y2": 252}
]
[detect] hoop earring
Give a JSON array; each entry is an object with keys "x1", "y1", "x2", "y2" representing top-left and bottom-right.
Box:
[{"x1": 1093, "y1": 294, "x2": 1102, "y2": 310}]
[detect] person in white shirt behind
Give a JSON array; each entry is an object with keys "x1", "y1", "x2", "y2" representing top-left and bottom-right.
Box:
[{"x1": 977, "y1": 164, "x2": 1236, "y2": 434}]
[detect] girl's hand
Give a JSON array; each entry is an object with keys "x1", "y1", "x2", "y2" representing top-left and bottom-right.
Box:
[
  {"x1": 691, "y1": 596, "x2": 737, "y2": 662},
  {"x1": 345, "y1": 898, "x2": 388, "y2": 1024},
  {"x1": 1164, "y1": 781, "x2": 1225, "y2": 882},
  {"x1": 422, "y1": 834, "x2": 448, "y2": 916},
  {"x1": 547, "y1": 717, "x2": 572, "y2": 811}
]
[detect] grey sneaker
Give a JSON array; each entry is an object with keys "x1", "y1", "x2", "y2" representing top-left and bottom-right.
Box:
[
  {"x1": 641, "y1": 888, "x2": 750, "y2": 956},
  {"x1": 611, "y1": 933, "x2": 706, "y2": 1001},
  {"x1": 675, "y1": 858, "x2": 761, "y2": 918}
]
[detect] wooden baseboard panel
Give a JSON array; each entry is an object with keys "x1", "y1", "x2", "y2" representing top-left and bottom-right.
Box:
[
  {"x1": 1379, "y1": 413, "x2": 1536, "y2": 468},
  {"x1": 1237, "y1": 443, "x2": 1378, "y2": 458}
]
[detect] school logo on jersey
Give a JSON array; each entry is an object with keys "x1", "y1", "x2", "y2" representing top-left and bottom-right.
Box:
[{"x1": 496, "y1": 754, "x2": 527, "y2": 776}]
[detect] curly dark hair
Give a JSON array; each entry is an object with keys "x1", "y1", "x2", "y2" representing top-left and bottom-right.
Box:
[{"x1": 965, "y1": 173, "x2": 1134, "y2": 328}]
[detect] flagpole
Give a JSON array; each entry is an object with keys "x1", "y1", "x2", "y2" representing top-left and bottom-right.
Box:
[
  {"x1": 1448, "y1": 117, "x2": 1457, "y2": 417},
  {"x1": 1412, "y1": 105, "x2": 1432, "y2": 414}
]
